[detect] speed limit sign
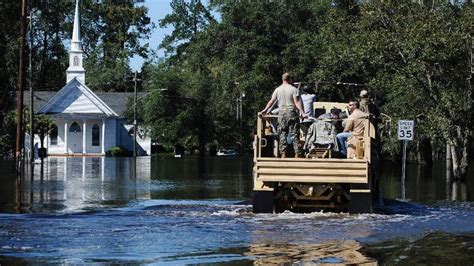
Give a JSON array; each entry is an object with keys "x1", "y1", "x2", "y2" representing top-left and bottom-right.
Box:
[{"x1": 398, "y1": 120, "x2": 414, "y2": 141}]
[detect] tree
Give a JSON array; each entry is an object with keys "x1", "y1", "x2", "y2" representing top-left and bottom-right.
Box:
[
  {"x1": 142, "y1": 0, "x2": 472, "y2": 179},
  {"x1": 33, "y1": 115, "x2": 54, "y2": 149},
  {"x1": 342, "y1": 1, "x2": 473, "y2": 178},
  {"x1": 0, "y1": 1, "x2": 22, "y2": 158},
  {"x1": 143, "y1": 0, "x2": 215, "y2": 156},
  {"x1": 29, "y1": 0, "x2": 72, "y2": 90},
  {"x1": 81, "y1": 0, "x2": 153, "y2": 91},
  {"x1": 23, "y1": 110, "x2": 54, "y2": 149},
  {"x1": 159, "y1": 0, "x2": 214, "y2": 58}
]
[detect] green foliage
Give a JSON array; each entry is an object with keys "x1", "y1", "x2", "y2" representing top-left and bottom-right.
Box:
[
  {"x1": 353, "y1": 2, "x2": 472, "y2": 164},
  {"x1": 29, "y1": 0, "x2": 72, "y2": 90},
  {"x1": 0, "y1": 1, "x2": 22, "y2": 157},
  {"x1": 144, "y1": 0, "x2": 473, "y2": 177},
  {"x1": 81, "y1": 0, "x2": 153, "y2": 91},
  {"x1": 32, "y1": 114, "x2": 55, "y2": 147},
  {"x1": 0, "y1": 111, "x2": 17, "y2": 159},
  {"x1": 105, "y1": 147, "x2": 132, "y2": 157},
  {"x1": 159, "y1": 0, "x2": 215, "y2": 57},
  {"x1": 0, "y1": 0, "x2": 152, "y2": 93}
]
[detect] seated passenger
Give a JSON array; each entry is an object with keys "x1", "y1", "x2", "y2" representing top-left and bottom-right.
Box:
[
  {"x1": 300, "y1": 84, "x2": 317, "y2": 136},
  {"x1": 336, "y1": 100, "x2": 367, "y2": 157},
  {"x1": 318, "y1": 108, "x2": 340, "y2": 121}
]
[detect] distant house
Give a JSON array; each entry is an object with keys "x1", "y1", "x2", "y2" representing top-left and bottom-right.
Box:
[{"x1": 24, "y1": 0, "x2": 150, "y2": 157}]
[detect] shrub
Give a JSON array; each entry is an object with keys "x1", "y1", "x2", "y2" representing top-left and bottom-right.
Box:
[{"x1": 106, "y1": 146, "x2": 126, "y2": 157}]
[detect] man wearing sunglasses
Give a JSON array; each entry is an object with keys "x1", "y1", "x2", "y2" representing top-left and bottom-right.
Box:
[{"x1": 336, "y1": 100, "x2": 366, "y2": 157}]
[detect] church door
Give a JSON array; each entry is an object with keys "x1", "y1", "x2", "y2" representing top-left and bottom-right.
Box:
[{"x1": 68, "y1": 122, "x2": 83, "y2": 153}]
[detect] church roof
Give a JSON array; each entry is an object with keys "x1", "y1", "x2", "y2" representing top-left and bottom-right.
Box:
[
  {"x1": 37, "y1": 78, "x2": 118, "y2": 117},
  {"x1": 24, "y1": 79, "x2": 147, "y2": 118}
]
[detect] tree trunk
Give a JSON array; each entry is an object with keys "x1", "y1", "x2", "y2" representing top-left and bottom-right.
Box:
[
  {"x1": 448, "y1": 127, "x2": 470, "y2": 179},
  {"x1": 416, "y1": 136, "x2": 432, "y2": 166},
  {"x1": 198, "y1": 122, "x2": 206, "y2": 158},
  {"x1": 40, "y1": 133, "x2": 45, "y2": 149}
]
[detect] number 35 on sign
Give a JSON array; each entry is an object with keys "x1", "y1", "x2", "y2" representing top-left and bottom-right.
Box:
[{"x1": 398, "y1": 120, "x2": 415, "y2": 141}]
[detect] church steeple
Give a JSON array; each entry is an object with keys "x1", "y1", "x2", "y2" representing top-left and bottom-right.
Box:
[{"x1": 66, "y1": 0, "x2": 85, "y2": 84}]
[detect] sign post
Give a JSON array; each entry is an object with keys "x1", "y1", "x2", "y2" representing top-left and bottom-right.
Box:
[{"x1": 398, "y1": 120, "x2": 414, "y2": 200}]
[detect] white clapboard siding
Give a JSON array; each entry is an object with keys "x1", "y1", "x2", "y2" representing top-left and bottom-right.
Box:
[{"x1": 63, "y1": 93, "x2": 103, "y2": 113}]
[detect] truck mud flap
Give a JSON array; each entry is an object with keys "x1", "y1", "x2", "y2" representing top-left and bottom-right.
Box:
[
  {"x1": 348, "y1": 190, "x2": 373, "y2": 213},
  {"x1": 252, "y1": 191, "x2": 274, "y2": 213}
]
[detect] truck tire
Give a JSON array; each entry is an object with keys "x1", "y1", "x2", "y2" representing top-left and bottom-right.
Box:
[{"x1": 252, "y1": 191, "x2": 274, "y2": 213}]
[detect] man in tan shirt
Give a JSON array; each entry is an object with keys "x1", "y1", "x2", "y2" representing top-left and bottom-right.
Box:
[{"x1": 336, "y1": 100, "x2": 367, "y2": 157}]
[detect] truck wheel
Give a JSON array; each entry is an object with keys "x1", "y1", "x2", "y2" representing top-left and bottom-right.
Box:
[{"x1": 252, "y1": 191, "x2": 274, "y2": 213}]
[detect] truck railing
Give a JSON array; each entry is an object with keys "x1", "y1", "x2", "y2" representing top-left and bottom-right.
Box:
[{"x1": 255, "y1": 112, "x2": 375, "y2": 162}]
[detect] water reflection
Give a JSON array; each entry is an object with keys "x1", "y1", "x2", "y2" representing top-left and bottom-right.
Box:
[
  {"x1": 243, "y1": 242, "x2": 376, "y2": 265},
  {"x1": 380, "y1": 161, "x2": 472, "y2": 203},
  {"x1": 149, "y1": 156, "x2": 252, "y2": 200},
  {"x1": 0, "y1": 158, "x2": 472, "y2": 214},
  {"x1": 0, "y1": 156, "x2": 253, "y2": 213},
  {"x1": 2, "y1": 157, "x2": 151, "y2": 213},
  {"x1": 363, "y1": 232, "x2": 474, "y2": 265},
  {"x1": 0, "y1": 158, "x2": 473, "y2": 264}
]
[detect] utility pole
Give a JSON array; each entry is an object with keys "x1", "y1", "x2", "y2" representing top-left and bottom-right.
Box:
[
  {"x1": 239, "y1": 92, "x2": 245, "y2": 128},
  {"x1": 29, "y1": 10, "x2": 34, "y2": 164},
  {"x1": 235, "y1": 81, "x2": 241, "y2": 122},
  {"x1": 133, "y1": 71, "x2": 138, "y2": 159},
  {"x1": 16, "y1": 0, "x2": 27, "y2": 173}
]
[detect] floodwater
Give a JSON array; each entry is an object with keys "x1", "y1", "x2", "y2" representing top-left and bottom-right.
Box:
[{"x1": 0, "y1": 156, "x2": 473, "y2": 265}]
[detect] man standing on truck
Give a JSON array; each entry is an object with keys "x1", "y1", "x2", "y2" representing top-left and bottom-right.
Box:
[
  {"x1": 359, "y1": 90, "x2": 380, "y2": 120},
  {"x1": 261, "y1": 72, "x2": 307, "y2": 158},
  {"x1": 336, "y1": 100, "x2": 366, "y2": 157}
]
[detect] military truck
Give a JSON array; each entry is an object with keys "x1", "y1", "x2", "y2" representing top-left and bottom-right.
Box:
[{"x1": 252, "y1": 102, "x2": 380, "y2": 213}]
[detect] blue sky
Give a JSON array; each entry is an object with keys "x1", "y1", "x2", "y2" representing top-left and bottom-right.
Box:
[{"x1": 129, "y1": 0, "x2": 174, "y2": 71}]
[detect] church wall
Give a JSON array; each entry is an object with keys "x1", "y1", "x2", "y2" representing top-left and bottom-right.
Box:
[
  {"x1": 117, "y1": 120, "x2": 133, "y2": 152},
  {"x1": 48, "y1": 119, "x2": 66, "y2": 155},
  {"x1": 38, "y1": 117, "x2": 150, "y2": 156},
  {"x1": 138, "y1": 135, "x2": 151, "y2": 156},
  {"x1": 85, "y1": 119, "x2": 103, "y2": 154},
  {"x1": 44, "y1": 118, "x2": 117, "y2": 155},
  {"x1": 115, "y1": 121, "x2": 151, "y2": 156},
  {"x1": 104, "y1": 118, "x2": 118, "y2": 153}
]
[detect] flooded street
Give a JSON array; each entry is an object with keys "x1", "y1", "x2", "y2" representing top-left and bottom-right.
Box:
[{"x1": 0, "y1": 157, "x2": 473, "y2": 264}]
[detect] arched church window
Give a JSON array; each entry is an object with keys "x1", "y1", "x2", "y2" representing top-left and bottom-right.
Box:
[
  {"x1": 50, "y1": 124, "x2": 58, "y2": 145},
  {"x1": 69, "y1": 122, "x2": 81, "y2": 133},
  {"x1": 92, "y1": 124, "x2": 100, "y2": 146},
  {"x1": 73, "y1": 56, "x2": 79, "y2": 66}
]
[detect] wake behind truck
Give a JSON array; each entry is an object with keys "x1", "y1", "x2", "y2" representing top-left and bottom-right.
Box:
[{"x1": 252, "y1": 102, "x2": 381, "y2": 214}]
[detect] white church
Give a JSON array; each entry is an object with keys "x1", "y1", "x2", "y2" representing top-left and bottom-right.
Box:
[{"x1": 29, "y1": 0, "x2": 151, "y2": 156}]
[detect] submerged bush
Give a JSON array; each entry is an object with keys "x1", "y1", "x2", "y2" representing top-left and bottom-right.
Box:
[{"x1": 106, "y1": 146, "x2": 131, "y2": 157}]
